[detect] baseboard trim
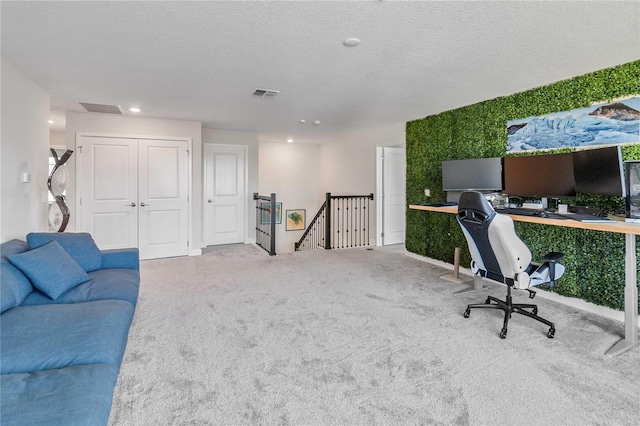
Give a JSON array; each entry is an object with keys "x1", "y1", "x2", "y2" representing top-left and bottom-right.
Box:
[
  {"x1": 405, "y1": 251, "x2": 475, "y2": 278},
  {"x1": 405, "y1": 251, "x2": 639, "y2": 327},
  {"x1": 189, "y1": 248, "x2": 202, "y2": 256}
]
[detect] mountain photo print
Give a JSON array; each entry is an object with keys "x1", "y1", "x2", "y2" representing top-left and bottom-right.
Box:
[{"x1": 507, "y1": 96, "x2": 640, "y2": 152}]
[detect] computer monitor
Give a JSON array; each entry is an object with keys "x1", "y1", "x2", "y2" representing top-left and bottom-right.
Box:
[
  {"x1": 503, "y1": 153, "x2": 576, "y2": 198},
  {"x1": 573, "y1": 146, "x2": 626, "y2": 197},
  {"x1": 442, "y1": 157, "x2": 503, "y2": 191}
]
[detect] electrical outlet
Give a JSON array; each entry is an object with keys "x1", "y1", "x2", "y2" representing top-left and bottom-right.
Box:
[{"x1": 424, "y1": 188, "x2": 430, "y2": 197}]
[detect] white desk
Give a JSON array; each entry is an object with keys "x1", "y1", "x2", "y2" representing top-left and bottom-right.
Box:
[{"x1": 410, "y1": 204, "x2": 639, "y2": 357}]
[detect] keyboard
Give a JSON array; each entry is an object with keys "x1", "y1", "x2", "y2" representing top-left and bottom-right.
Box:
[
  {"x1": 559, "y1": 213, "x2": 615, "y2": 223},
  {"x1": 499, "y1": 207, "x2": 540, "y2": 216},
  {"x1": 422, "y1": 202, "x2": 458, "y2": 207}
]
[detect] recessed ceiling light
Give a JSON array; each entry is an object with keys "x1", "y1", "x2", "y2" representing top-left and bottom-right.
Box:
[
  {"x1": 313, "y1": 120, "x2": 321, "y2": 126},
  {"x1": 48, "y1": 120, "x2": 54, "y2": 124},
  {"x1": 129, "y1": 107, "x2": 141, "y2": 113},
  {"x1": 343, "y1": 38, "x2": 360, "y2": 47},
  {"x1": 299, "y1": 120, "x2": 306, "y2": 124},
  {"x1": 287, "y1": 139, "x2": 294, "y2": 143}
]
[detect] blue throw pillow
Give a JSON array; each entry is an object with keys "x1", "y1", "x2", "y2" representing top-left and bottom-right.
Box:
[
  {"x1": 7, "y1": 241, "x2": 90, "y2": 300},
  {"x1": 1, "y1": 240, "x2": 33, "y2": 312},
  {"x1": 27, "y1": 232, "x2": 102, "y2": 272}
]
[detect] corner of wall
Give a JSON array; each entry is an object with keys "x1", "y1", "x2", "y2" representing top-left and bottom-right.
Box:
[{"x1": 1, "y1": 59, "x2": 50, "y2": 242}]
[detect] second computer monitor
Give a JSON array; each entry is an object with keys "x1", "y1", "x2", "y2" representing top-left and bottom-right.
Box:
[
  {"x1": 503, "y1": 153, "x2": 576, "y2": 198},
  {"x1": 573, "y1": 145, "x2": 626, "y2": 197}
]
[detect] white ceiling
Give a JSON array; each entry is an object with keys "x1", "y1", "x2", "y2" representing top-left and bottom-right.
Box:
[{"x1": 2, "y1": 1, "x2": 639, "y2": 143}]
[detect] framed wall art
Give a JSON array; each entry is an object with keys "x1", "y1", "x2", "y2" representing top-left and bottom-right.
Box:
[
  {"x1": 260, "y1": 202, "x2": 282, "y2": 224},
  {"x1": 507, "y1": 96, "x2": 640, "y2": 152},
  {"x1": 286, "y1": 209, "x2": 305, "y2": 231}
]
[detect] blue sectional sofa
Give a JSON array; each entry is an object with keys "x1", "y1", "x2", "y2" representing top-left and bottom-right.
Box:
[{"x1": 1, "y1": 233, "x2": 139, "y2": 425}]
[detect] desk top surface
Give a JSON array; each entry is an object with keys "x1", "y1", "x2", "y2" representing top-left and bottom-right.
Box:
[{"x1": 409, "y1": 204, "x2": 640, "y2": 235}]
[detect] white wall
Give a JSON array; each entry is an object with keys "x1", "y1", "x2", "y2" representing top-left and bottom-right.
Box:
[
  {"x1": 202, "y1": 128, "x2": 259, "y2": 245},
  {"x1": 259, "y1": 142, "x2": 321, "y2": 254},
  {"x1": 1, "y1": 59, "x2": 50, "y2": 242},
  {"x1": 318, "y1": 123, "x2": 405, "y2": 242},
  {"x1": 49, "y1": 130, "x2": 65, "y2": 147},
  {"x1": 65, "y1": 112, "x2": 203, "y2": 253}
]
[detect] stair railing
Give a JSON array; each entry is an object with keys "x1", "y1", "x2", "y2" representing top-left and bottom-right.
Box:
[
  {"x1": 294, "y1": 200, "x2": 328, "y2": 251},
  {"x1": 295, "y1": 192, "x2": 374, "y2": 251},
  {"x1": 253, "y1": 193, "x2": 277, "y2": 256}
]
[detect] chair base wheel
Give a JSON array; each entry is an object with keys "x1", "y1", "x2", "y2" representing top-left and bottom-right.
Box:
[
  {"x1": 499, "y1": 328, "x2": 507, "y2": 339},
  {"x1": 463, "y1": 309, "x2": 470, "y2": 318},
  {"x1": 547, "y1": 328, "x2": 555, "y2": 339}
]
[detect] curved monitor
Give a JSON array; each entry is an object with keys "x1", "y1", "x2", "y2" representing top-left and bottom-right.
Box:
[
  {"x1": 573, "y1": 146, "x2": 626, "y2": 197},
  {"x1": 442, "y1": 157, "x2": 503, "y2": 191},
  {"x1": 504, "y1": 153, "x2": 576, "y2": 198}
]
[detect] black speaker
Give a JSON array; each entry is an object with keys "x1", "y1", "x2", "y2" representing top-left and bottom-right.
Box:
[{"x1": 625, "y1": 161, "x2": 640, "y2": 220}]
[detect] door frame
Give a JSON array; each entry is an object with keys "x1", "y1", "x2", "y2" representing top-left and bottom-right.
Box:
[
  {"x1": 75, "y1": 132, "x2": 193, "y2": 254},
  {"x1": 202, "y1": 143, "x2": 249, "y2": 245},
  {"x1": 376, "y1": 144, "x2": 406, "y2": 246}
]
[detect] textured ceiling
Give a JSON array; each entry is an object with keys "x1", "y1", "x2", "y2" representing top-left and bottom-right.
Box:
[{"x1": 2, "y1": 1, "x2": 639, "y2": 143}]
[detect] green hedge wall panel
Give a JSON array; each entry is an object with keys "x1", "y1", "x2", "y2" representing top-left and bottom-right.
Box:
[
  {"x1": 575, "y1": 230, "x2": 626, "y2": 310},
  {"x1": 406, "y1": 209, "x2": 427, "y2": 256},
  {"x1": 406, "y1": 60, "x2": 640, "y2": 312},
  {"x1": 602, "y1": 62, "x2": 640, "y2": 97},
  {"x1": 514, "y1": 222, "x2": 582, "y2": 298},
  {"x1": 425, "y1": 212, "x2": 453, "y2": 263}
]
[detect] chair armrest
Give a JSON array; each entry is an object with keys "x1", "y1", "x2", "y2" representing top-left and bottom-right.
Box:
[
  {"x1": 541, "y1": 252, "x2": 564, "y2": 288},
  {"x1": 543, "y1": 252, "x2": 564, "y2": 262},
  {"x1": 101, "y1": 248, "x2": 139, "y2": 270}
]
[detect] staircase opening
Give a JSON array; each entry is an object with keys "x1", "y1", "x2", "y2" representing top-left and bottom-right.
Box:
[{"x1": 295, "y1": 193, "x2": 374, "y2": 252}]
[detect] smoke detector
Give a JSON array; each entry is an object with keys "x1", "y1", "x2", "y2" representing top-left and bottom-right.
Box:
[
  {"x1": 253, "y1": 88, "x2": 280, "y2": 98},
  {"x1": 79, "y1": 102, "x2": 122, "y2": 114}
]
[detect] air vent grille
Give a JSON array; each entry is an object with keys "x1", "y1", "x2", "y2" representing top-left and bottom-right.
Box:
[
  {"x1": 253, "y1": 88, "x2": 280, "y2": 98},
  {"x1": 79, "y1": 102, "x2": 122, "y2": 114}
]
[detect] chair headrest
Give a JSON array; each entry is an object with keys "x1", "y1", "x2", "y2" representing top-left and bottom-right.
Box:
[{"x1": 457, "y1": 191, "x2": 496, "y2": 223}]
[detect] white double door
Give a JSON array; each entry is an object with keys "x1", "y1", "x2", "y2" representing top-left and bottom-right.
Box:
[
  {"x1": 203, "y1": 144, "x2": 246, "y2": 246},
  {"x1": 79, "y1": 136, "x2": 189, "y2": 260}
]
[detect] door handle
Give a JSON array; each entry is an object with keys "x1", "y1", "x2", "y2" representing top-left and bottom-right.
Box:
[
  {"x1": 208, "y1": 199, "x2": 213, "y2": 203},
  {"x1": 140, "y1": 202, "x2": 148, "y2": 207},
  {"x1": 126, "y1": 202, "x2": 136, "y2": 207}
]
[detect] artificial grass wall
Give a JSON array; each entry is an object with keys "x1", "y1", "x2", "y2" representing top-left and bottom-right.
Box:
[{"x1": 406, "y1": 60, "x2": 640, "y2": 311}]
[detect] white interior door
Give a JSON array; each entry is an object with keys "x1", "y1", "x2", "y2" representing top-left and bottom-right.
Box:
[
  {"x1": 80, "y1": 137, "x2": 138, "y2": 249},
  {"x1": 138, "y1": 139, "x2": 189, "y2": 260},
  {"x1": 204, "y1": 144, "x2": 246, "y2": 246},
  {"x1": 79, "y1": 135, "x2": 189, "y2": 259},
  {"x1": 382, "y1": 146, "x2": 406, "y2": 245}
]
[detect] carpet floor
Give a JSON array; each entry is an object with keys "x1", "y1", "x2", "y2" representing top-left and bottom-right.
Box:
[{"x1": 108, "y1": 244, "x2": 639, "y2": 425}]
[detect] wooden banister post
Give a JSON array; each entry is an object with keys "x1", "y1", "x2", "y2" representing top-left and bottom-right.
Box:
[
  {"x1": 269, "y1": 193, "x2": 276, "y2": 256},
  {"x1": 324, "y1": 192, "x2": 332, "y2": 249}
]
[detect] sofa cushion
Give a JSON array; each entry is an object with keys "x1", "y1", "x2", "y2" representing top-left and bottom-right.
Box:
[
  {"x1": 0, "y1": 300, "x2": 134, "y2": 374},
  {"x1": 1, "y1": 240, "x2": 33, "y2": 313},
  {"x1": 21, "y1": 268, "x2": 140, "y2": 308},
  {"x1": 1, "y1": 363, "x2": 119, "y2": 426},
  {"x1": 101, "y1": 247, "x2": 140, "y2": 270},
  {"x1": 7, "y1": 241, "x2": 90, "y2": 300},
  {"x1": 27, "y1": 232, "x2": 103, "y2": 272}
]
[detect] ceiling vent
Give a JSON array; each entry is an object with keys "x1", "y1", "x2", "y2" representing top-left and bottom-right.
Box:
[
  {"x1": 79, "y1": 102, "x2": 122, "y2": 114},
  {"x1": 253, "y1": 88, "x2": 280, "y2": 98}
]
